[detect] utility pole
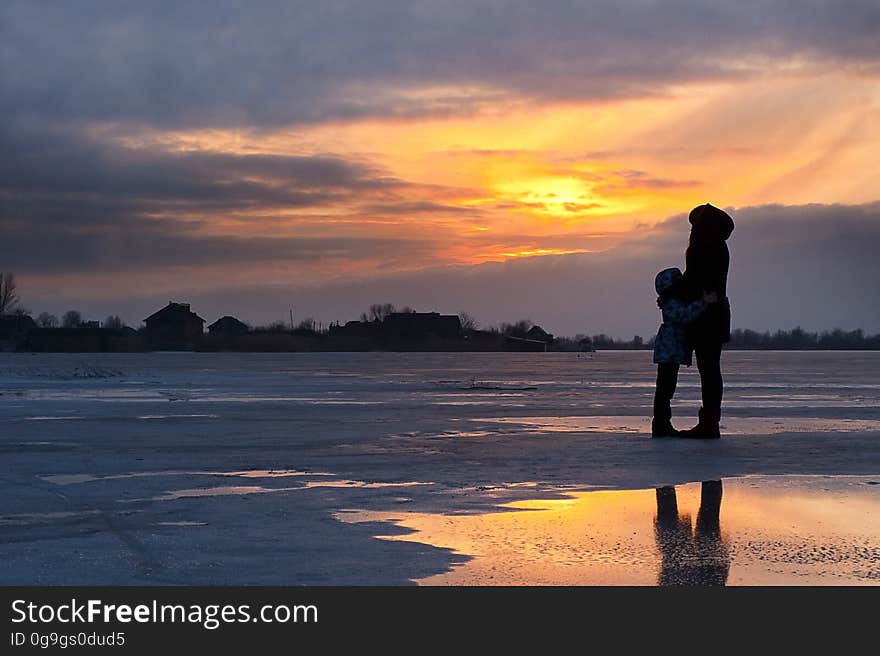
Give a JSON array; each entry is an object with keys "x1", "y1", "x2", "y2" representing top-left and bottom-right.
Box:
[{"x1": 289, "y1": 308, "x2": 294, "y2": 331}]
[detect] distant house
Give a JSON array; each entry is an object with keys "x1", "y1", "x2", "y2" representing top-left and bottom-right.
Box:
[
  {"x1": 81, "y1": 320, "x2": 101, "y2": 330},
  {"x1": 207, "y1": 316, "x2": 249, "y2": 336},
  {"x1": 503, "y1": 335, "x2": 548, "y2": 352},
  {"x1": 526, "y1": 325, "x2": 554, "y2": 343},
  {"x1": 329, "y1": 319, "x2": 382, "y2": 338},
  {"x1": 327, "y1": 313, "x2": 461, "y2": 341},
  {"x1": 578, "y1": 337, "x2": 595, "y2": 352},
  {"x1": 144, "y1": 302, "x2": 205, "y2": 350},
  {"x1": 382, "y1": 312, "x2": 462, "y2": 340},
  {"x1": 0, "y1": 314, "x2": 37, "y2": 351}
]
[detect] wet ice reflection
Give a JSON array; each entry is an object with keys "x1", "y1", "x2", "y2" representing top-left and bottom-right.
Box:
[
  {"x1": 42, "y1": 469, "x2": 334, "y2": 486},
  {"x1": 338, "y1": 476, "x2": 880, "y2": 585}
]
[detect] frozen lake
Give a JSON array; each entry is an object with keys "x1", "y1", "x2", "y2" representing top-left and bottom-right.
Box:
[{"x1": 1, "y1": 351, "x2": 879, "y2": 584}]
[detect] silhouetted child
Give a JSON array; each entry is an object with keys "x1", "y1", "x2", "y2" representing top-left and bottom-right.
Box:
[{"x1": 652, "y1": 267, "x2": 717, "y2": 437}]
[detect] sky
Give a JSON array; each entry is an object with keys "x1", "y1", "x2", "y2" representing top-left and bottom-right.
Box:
[{"x1": 2, "y1": 1, "x2": 880, "y2": 335}]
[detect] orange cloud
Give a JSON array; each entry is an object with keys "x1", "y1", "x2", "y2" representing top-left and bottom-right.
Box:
[{"x1": 77, "y1": 71, "x2": 880, "y2": 271}]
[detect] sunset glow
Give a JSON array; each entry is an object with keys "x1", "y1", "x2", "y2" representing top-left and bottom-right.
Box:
[
  {"x1": 84, "y1": 72, "x2": 880, "y2": 273},
  {"x1": 3, "y1": 2, "x2": 880, "y2": 331}
]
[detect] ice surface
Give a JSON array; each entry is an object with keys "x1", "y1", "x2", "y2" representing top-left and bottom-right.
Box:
[{"x1": 1, "y1": 351, "x2": 879, "y2": 584}]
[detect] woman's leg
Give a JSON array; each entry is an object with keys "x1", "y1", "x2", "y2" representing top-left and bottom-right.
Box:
[
  {"x1": 682, "y1": 341, "x2": 723, "y2": 437},
  {"x1": 695, "y1": 341, "x2": 723, "y2": 421}
]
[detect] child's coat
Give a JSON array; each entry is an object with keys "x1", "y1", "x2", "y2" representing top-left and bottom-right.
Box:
[{"x1": 653, "y1": 298, "x2": 706, "y2": 365}]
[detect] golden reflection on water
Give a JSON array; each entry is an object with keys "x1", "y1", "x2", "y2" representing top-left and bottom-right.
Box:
[{"x1": 338, "y1": 477, "x2": 880, "y2": 585}]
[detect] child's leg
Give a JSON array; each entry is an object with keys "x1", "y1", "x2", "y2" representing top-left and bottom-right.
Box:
[{"x1": 653, "y1": 363, "x2": 680, "y2": 424}]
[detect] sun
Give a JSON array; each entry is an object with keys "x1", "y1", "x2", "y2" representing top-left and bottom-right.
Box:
[{"x1": 491, "y1": 171, "x2": 645, "y2": 221}]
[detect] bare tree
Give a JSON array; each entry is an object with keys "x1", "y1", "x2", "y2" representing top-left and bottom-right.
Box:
[
  {"x1": 0, "y1": 272, "x2": 20, "y2": 315},
  {"x1": 296, "y1": 317, "x2": 316, "y2": 332},
  {"x1": 365, "y1": 303, "x2": 396, "y2": 322},
  {"x1": 104, "y1": 315, "x2": 125, "y2": 330},
  {"x1": 459, "y1": 312, "x2": 478, "y2": 332},
  {"x1": 62, "y1": 310, "x2": 82, "y2": 328},
  {"x1": 36, "y1": 312, "x2": 59, "y2": 328},
  {"x1": 255, "y1": 320, "x2": 289, "y2": 333},
  {"x1": 499, "y1": 319, "x2": 533, "y2": 338}
]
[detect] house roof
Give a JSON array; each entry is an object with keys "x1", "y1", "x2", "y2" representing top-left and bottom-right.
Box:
[
  {"x1": 526, "y1": 325, "x2": 551, "y2": 338},
  {"x1": 0, "y1": 313, "x2": 37, "y2": 336},
  {"x1": 144, "y1": 302, "x2": 205, "y2": 323},
  {"x1": 384, "y1": 312, "x2": 461, "y2": 325},
  {"x1": 207, "y1": 316, "x2": 248, "y2": 331}
]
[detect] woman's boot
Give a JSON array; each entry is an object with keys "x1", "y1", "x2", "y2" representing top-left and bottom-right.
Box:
[
  {"x1": 679, "y1": 407, "x2": 720, "y2": 439},
  {"x1": 651, "y1": 400, "x2": 679, "y2": 437}
]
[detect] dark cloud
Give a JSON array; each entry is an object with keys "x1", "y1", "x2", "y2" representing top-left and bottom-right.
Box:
[
  {"x1": 613, "y1": 170, "x2": 701, "y2": 189},
  {"x1": 0, "y1": 123, "x2": 391, "y2": 207},
  {"x1": 359, "y1": 200, "x2": 478, "y2": 216},
  {"x1": 0, "y1": 204, "x2": 438, "y2": 274},
  {"x1": 2, "y1": 1, "x2": 879, "y2": 128},
  {"x1": 0, "y1": 124, "x2": 439, "y2": 272}
]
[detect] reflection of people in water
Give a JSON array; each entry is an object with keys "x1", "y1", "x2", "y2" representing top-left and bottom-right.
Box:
[{"x1": 654, "y1": 480, "x2": 730, "y2": 586}]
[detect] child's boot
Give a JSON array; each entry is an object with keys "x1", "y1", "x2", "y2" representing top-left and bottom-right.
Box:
[
  {"x1": 651, "y1": 418, "x2": 679, "y2": 437},
  {"x1": 651, "y1": 404, "x2": 679, "y2": 437},
  {"x1": 651, "y1": 390, "x2": 679, "y2": 437}
]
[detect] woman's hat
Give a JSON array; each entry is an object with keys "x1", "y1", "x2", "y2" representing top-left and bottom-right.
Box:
[{"x1": 689, "y1": 203, "x2": 734, "y2": 240}]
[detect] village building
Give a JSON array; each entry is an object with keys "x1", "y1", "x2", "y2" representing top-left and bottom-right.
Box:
[
  {"x1": 207, "y1": 316, "x2": 249, "y2": 336},
  {"x1": 0, "y1": 314, "x2": 37, "y2": 351},
  {"x1": 328, "y1": 312, "x2": 462, "y2": 341},
  {"x1": 526, "y1": 324, "x2": 554, "y2": 343},
  {"x1": 329, "y1": 319, "x2": 382, "y2": 338},
  {"x1": 143, "y1": 302, "x2": 205, "y2": 350},
  {"x1": 381, "y1": 312, "x2": 462, "y2": 340},
  {"x1": 502, "y1": 335, "x2": 549, "y2": 352}
]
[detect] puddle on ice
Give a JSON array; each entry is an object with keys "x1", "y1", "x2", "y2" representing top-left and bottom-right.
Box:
[
  {"x1": 42, "y1": 469, "x2": 335, "y2": 486},
  {"x1": 431, "y1": 431, "x2": 496, "y2": 439},
  {"x1": 131, "y1": 485, "x2": 301, "y2": 501},
  {"x1": 38, "y1": 468, "x2": 434, "y2": 502},
  {"x1": 337, "y1": 476, "x2": 880, "y2": 585},
  {"x1": 191, "y1": 396, "x2": 385, "y2": 405},
  {"x1": 433, "y1": 401, "x2": 528, "y2": 407},
  {"x1": 467, "y1": 416, "x2": 880, "y2": 436},
  {"x1": 41, "y1": 468, "x2": 429, "y2": 504},
  {"x1": 301, "y1": 480, "x2": 430, "y2": 489},
  {"x1": 221, "y1": 469, "x2": 335, "y2": 479},
  {"x1": 0, "y1": 510, "x2": 103, "y2": 526},
  {"x1": 136, "y1": 414, "x2": 219, "y2": 420},
  {"x1": 127, "y1": 479, "x2": 429, "y2": 501}
]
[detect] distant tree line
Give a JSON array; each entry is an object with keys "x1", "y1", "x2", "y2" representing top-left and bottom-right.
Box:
[
  {"x1": 563, "y1": 328, "x2": 880, "y2": 350},
  {"x1": 5, "y1": 277, "x2": 880, "y2": 350},
  {"x1": 726, "y1": 327, "x2": 880, "y2": 350}
]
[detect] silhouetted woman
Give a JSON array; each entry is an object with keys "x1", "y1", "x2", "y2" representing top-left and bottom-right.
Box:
[{"x1": 679, "y1": 204, "x2": 734, "y2": 438}]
